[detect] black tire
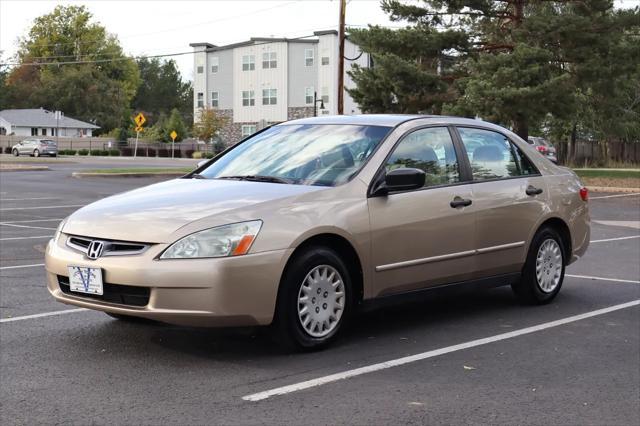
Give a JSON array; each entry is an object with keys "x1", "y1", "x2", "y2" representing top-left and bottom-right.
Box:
[
  {"x1": 512, "y1": 226, "x2": 566, "y2": 305},
  {"x1": 273, "y1": 246, "x2": 352, "y2": 351},
  {"x1": 33, "y1": 149, "x2": 40, "y2": 157},
  {"x1": 12, "y1": 149, "x2": 19, "y2": 157}
]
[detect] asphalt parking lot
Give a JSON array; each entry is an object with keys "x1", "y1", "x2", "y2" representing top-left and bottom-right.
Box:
[{"x1": 1, "y1": 158, "x2": 639, "y2": 425}]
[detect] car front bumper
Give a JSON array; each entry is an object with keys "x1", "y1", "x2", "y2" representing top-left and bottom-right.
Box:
[{"x1": 45, "y1": 235, "x2": 292, "y2": 327}]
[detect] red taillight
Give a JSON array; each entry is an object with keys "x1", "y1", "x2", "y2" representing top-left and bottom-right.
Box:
[
  {"x1": 579, "y1": 187, "x2": 589, "y2": 201},
  {"x1": 536, "y1": 145, "x2": 547, "y2": 153}
]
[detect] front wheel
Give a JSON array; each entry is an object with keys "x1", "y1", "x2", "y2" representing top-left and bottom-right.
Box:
[
  {"x1": 274, "y1": 247, "x2": 352, "y2": 350},
  {"x1": 12, "y1": 149, "x2": 19, "y2": 157},
  {"x1": 512, "y1": 227, "x2": 565, "y2": 304}
]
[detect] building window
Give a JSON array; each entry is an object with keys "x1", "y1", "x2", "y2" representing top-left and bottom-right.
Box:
[
  {"x1": 197, "y1": 92, "x2": 204, "y2": 108},
  {"x1": 41, "y1": 128, "x2": 47, "y2": 136},
  {"x1": 321, "y1": 87, "x2": 329, "y2": 104},
  {"x1": 242, "y1": 55, "x2": 255, "y2": 71},
  {"x1": 197, "y1": 65, "x2": 204, "y2": 74},
  {"x1": 262, "y1": 51, "x2": 277, "y2": 69},
  {"x1": 304, "y1": 49, "x2": 314, "y2": 66},
  {"x1": 321, "y1": 56, "x2": 330, "y2": 65},
  {"x1": 211, "y1": 91, "x2": 219, "y2": 108},
  {"x1": 262, "y1": 88, "x2": 277, "y2": 105},
  {"x1": 305, "y1": 87, "x2": 314, "y2": 105},
  {"x1": 31, "y1": 128, "x2": 37, "y2": 136},
  {"x1": 241, "y1": 125, "x2": 257, "y2": 138},
  {"x1": 211, "y1": 57, "x2": 219, "y2": 73},
  {"x1": 242, "y1": 90, "x2": 255, "y2": 106}
]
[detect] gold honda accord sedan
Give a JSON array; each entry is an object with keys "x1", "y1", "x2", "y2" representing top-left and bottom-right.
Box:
[{"x1": 45, "y1": 115, "x2": 590, "y2": 349}]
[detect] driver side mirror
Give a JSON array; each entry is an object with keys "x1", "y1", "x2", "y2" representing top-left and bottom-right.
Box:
[
  {"x1": 196, "y1": 159, "x2": 208, "y2": 169},
  {"x1": 371, "y1": 168, "x2": 426, "y2": 196}
]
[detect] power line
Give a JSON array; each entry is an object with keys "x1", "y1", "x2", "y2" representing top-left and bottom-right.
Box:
[
  {"x1": 0, "y1": 33, "x2": 326, "y2": 67},
  {"x1": 8, "y1": 0, "x2": 305, "y2": 51}
]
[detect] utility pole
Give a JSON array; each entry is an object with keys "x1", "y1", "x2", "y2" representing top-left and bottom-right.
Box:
[{"x1": 337, "y1": 0, "x2": 346, "y2": 115}]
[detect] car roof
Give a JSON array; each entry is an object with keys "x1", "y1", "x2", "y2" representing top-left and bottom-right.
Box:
[{"x1": 280, "y1": 114, "x2": 506, "y2": 130}]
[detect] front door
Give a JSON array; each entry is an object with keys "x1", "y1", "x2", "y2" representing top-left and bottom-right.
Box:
[
  {"x1": 455, "y1": 126, "x2": 548, "y2": 278},
  {"x1": 368, "y1": 126, "x2": 476, "y2": 297}
]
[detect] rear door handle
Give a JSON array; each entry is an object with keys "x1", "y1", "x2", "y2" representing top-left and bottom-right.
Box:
[
  {"x1": 450, "y1": 198, "x2": 472, "y2": 208},
  {"x1": 526, "y1": 185, "x2": 543, "y2": 196}
]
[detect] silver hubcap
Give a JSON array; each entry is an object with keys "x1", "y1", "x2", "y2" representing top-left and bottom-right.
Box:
[
  {"x1": 536, "y1": 239, "x2": 563, "y2": 293},
  {"x1": 297, "y1": 265, "x2": 345, "y2": 338}
]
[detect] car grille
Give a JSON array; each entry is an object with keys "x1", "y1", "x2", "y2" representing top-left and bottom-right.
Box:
[
  {"x1": 57, "y1": 275, "x2": 150, "y2": 307},
  {"x1": 66, "y1": 235, "x2": 151, "y2": 257}
]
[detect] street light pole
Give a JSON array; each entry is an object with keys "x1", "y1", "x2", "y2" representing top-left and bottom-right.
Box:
[{"x1": 313, "y1": 91, "x2": 325, "y2": 117}]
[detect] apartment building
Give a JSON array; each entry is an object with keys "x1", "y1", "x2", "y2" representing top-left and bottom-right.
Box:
[{"x1": 190, "y1": 30, "x2": 370, "y2": 144}]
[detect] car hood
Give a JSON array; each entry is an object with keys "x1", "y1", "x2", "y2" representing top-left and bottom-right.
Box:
[{"x1": 63, "y1": 178, "x2": 324, "y2": 243}]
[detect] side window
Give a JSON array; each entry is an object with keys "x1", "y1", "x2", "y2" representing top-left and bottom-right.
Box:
[
  {"x1": 385, "y1": 127, "x2": 460, "y2": 188},
  {"x1": 457, "y1": 127, "x2": 536, "y2": 180}
]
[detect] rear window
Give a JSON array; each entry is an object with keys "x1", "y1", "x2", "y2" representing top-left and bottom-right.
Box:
[{"x1": 41, "y1": 140, "x2": 57, "y2": 146}]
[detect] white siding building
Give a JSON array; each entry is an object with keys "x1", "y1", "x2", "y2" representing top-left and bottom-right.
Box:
[
  {"x1": 190, "y1": 30, "x2": 370, "y2": 144},
  {"x1": 0, "y1": 109, "x2": 99, "y2": 137}
]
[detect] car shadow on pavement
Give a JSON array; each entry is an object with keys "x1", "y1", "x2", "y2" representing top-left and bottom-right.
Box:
[{"x1": 81, "y1": 285, "x2": 543, "y2": 360}]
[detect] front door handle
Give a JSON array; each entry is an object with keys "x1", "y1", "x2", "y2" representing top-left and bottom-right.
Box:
[
  {"x1": 526, "y1": 185, "x2": 543, "y2": 196},
  {"x1": 450, "y1": 198, "x2": 472, "y2": 208}
]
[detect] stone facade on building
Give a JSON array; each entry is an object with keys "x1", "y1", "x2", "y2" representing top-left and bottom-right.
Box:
[{"x1": 287, "y1": 107, "x2": 315, "y2": 121}]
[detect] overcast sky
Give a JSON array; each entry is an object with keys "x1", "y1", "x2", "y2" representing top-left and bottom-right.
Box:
[
  {"x1": 0, "y1": 0, "x2": 405, "y2": 80},
  {"x1": 1, "y1": 0, "x2": 637, "y2": 82}
]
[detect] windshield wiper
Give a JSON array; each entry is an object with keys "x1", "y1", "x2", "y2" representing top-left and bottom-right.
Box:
[{"x1": 217, "y1": 175, "x2": 293, "y2": 184}]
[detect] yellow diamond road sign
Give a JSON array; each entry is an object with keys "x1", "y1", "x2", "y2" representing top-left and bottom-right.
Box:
[
  {"x1": 134, "y1": 112, "x2": 146, "y2": 127},
  {"x1": 134, "y1": 126, "x2": 144, "y2": 132},
  {"x1": 170, "y1": 130, "x2": 177, "y2": 141}
]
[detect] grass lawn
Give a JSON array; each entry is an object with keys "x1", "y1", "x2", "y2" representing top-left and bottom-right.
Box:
[
  {"x1": 573, "y1": 168, "x2": 640, "y2": 188},
  {"x1": 80, "y1": 167, "x2": 193, "y2": 174},
  {"x1": 573, "y1": 169, "x2": 640, "y2": 179}
]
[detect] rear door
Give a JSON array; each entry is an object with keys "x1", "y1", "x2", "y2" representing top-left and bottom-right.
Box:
[
  {"x1": 368, "y1": 126, "x2": 476, "y2": 297},
  {"x1": 455, "y1": 126, "x2": 547, "y2": 278}
]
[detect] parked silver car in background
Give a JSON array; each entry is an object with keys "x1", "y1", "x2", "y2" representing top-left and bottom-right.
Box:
[
  {"x1": 11, "y1": 138, "x2": 58, "y2": 157},
  {"x1": 527, "y1": 136, "x2": 557, "y2": 163}
]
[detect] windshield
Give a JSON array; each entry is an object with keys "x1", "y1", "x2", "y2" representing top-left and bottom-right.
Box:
[{"x1": 198, "y1": 124, "x2": 391, "y2": 186}]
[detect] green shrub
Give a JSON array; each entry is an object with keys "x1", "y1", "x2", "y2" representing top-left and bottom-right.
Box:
[
  {"x1": 67, "y1": 149, "x2": 77, "y2": 156},
  {"x1": 109, "y1": 149, "x2": 120, "y2": 156},
  {"x1": 192, "y1": 151, "x2": 203, "y2": 159},
  {"x1": 205, "y1": 152, "x2": 215, "y2": 159},
  {"x1": 78, "y1": 149, "x2": 89, "y2": 156}
]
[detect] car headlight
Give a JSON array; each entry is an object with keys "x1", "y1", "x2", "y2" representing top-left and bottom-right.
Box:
[
  {"x1": 160, "y1": 220, "x2": 262, "y2": 259},
  {"x1": 53, "y1": 218, "x2": 67, "y2": 244}
]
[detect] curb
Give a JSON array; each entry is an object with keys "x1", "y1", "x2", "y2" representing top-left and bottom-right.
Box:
[
  {"x1": 587, "y1": 186, "x2": 640, "y2": 193},
  {"x1": 0, "y1": 166, "x2": 50, "y2": 172},
  {"x1": 72, "y1": 172, "x2": 187, "y2": 178}
]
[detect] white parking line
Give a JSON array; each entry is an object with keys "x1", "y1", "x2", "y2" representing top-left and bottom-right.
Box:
[
  {"x1": 0, "y1": 204, "x2": 83, "y2": 211},
  {"x1": 591, "y1": 193, "x2": 640, "y2": 200},
  {"x1": 0, "y1": 308, "x2": 88, "y2": 323},
  {"x1": 590, "y1": 235, "x2": 640, "y2": 243},
  {"x1": 566, "y1": 274, "x2": 640, "y2": 284},
  {"x1": 0, "y1": 223, "x2": 57, "y2": 231},
  {"x1": 242, "y1": 299, "x2": 640, "y2": 402},
  {"x1": 0, "y1": 235, "x2": 51, "y2": 241},
  {"x1": 0, "y1": 197, "x2": 59, "y2": 201},
  {"x1": 0, "y1": 218, "x2": 63, "y2": 224},
  {"x1": 0, "y1": 263, "x2": 44, "y2": 270}
]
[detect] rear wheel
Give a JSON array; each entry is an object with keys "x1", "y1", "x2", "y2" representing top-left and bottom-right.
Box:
[
  {"x1": 274, "y1": 247, "x2": 352, "y2": 350},
  {"x1": 512, "y1": 226, "x2": 565, "y2": 304},
  {"x1": 33, "y1": 149, "x2": 40, "y2": 157},
  {"x1": 12, "y1": 149, "x2": 19, "y2": 156}
]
